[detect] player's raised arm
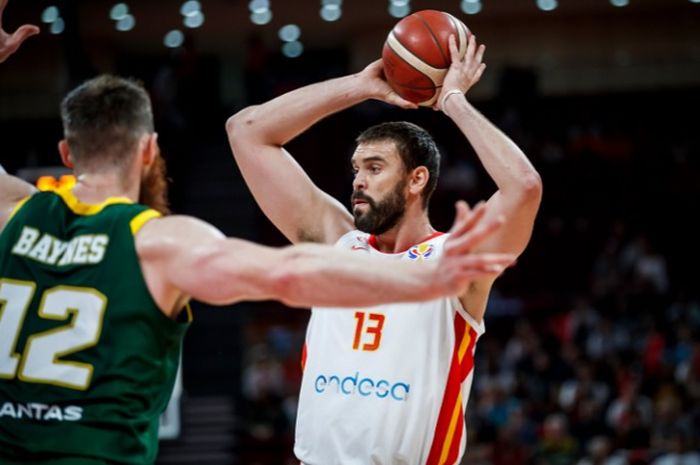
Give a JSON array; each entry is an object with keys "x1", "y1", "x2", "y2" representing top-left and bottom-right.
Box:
[
  {"x1": 135, "y1": 208, "x2": 513, "y2": 315},
  {"x1": 438, "y1": 34, "x2": 542, "y2": 259},
  {"x1": 430, "y1": 35, "x2": 541, "y2": 324},
  {"x1": 225, "y1": 60, "x2": 416, "y2": 245},
  {"x1": 0, "y1": 0, "x2": 40, "y2": 230},
  {"x1": 0, "y1": 163, "x2": 38, "y2": 231}
]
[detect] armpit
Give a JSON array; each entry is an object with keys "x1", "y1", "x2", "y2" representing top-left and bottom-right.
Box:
[{"x1": 296, "y1": 228, "x2": 323, "y2": 243}]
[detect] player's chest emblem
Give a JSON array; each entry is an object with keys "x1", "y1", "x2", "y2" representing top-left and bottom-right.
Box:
[{"x1": 407, "y1": 243, "x2": 435, "y2": 260}]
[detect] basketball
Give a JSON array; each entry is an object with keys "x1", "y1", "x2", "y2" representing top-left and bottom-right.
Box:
[{"x1": 382, "y1": 10, "x2": 470, "y2": 107}]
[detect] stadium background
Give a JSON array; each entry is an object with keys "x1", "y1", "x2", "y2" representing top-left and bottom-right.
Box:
[{"x1": 1, "y1": 0, "x2": 699, "y2": 464}]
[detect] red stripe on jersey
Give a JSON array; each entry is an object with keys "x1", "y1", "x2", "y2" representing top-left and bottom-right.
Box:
[
  {"x1": 425, "y1": 315, "x2": 466, "y2": 465},
  {"x1": 301, "y1": 343, "x2": 308, "y2": 372},
  {"x1": 460, "y1": 325, "x2": 478, "y2": 379},
  {"x1": 445, "y1": 324, "x2": 478, "y2": 464},
  {"x1": 444, "y1": 402, "x2": 465, "y2": 465},
  {"x1": 425, "y1": 314, "x2": 478, "y2": 465}
]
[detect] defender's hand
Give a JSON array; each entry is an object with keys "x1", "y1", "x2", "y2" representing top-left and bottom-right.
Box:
[
  {"x1": 432, "y1": 201, "x2": 514, "y2": 296},
  {"x1": 0, "y1": 0, "x2": 39, "y2": 64}
]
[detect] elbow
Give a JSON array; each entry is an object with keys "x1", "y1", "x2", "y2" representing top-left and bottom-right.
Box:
[
  {"x1": 520, "y1": 170, "x2": 543, "y2": 206},
  {"x1": 225, "y1": 105, "x2": 261, "y2": 148},
  {"x1": 225, "y1": 109, "x2": 245, "y2": 136},
  {"x1": 178, "y1": 240, "x2": 311, "y2": 306},
  {"x1": 187, "y1": 245, "x2": 237, "y2": 304},
  {"x1": 269, "y1": 271, "x2": 304, "y2": 308},
  {"x1": 266, "y1": 247, "x2": 316, "y2": 308}
]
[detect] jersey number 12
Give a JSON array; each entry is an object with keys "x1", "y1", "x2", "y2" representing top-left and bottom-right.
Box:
[{"x1": 0, "y1": 279, "x2": 106, "y2": 391}]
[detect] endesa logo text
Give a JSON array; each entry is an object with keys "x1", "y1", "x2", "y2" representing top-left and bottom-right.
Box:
[{"x1": 314, "y1": 372, "x2": 410, "y2": 401}]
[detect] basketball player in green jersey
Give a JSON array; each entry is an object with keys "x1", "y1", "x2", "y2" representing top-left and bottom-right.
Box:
[{"x1": 0, "y1": 6, "x2": 513, "y2": 463}]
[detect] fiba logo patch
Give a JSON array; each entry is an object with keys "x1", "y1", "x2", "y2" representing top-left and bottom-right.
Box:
[{"x1": 407, "y1": 243, "x2": 434, "y2": 260}]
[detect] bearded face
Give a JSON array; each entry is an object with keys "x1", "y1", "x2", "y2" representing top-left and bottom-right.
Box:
[
  {"x1": 351, "y1": 178, "x2": 407, "y2": 235},
  {"x1": 139, "y1": 149, "x2": 170, "y2": 215}
]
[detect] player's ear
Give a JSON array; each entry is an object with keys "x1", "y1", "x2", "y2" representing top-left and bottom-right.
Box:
[
  {"x1": 142, "y1": 133, "x2": 158, "y2": 167},
  {"x1": 409, "y1": 166, "x2": 429, "y2": 195},
  {"x1": 58, "y1": 140, "x2": 74, "y2": 169}
]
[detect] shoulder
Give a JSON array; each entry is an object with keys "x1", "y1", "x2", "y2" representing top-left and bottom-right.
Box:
[
  {"x1": 0, "y1": 173, "x2": 38, "y2": 208},
  {"x1": 135, "y1": 215, "x2": 225, "y2": 258},
  {"x1": 335, "y1": 229, "x2": 370, "y2": 249},
  {"x1": 0, "y1": 189, "x2": 49, "y2": 233},
  {"x1": 140, "y1": 214, "x2": 223, "y2": 235},
  {"x1": 428, "y1": 232, "x2": 450, "y2": 247},
  {"x1": 4, "y1": 188, "x2": 47, "y2": 212}
]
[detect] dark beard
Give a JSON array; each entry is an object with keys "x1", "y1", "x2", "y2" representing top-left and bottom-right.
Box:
[
  {"x1": 139, "y1": 151, "x2": 170, "y2": 215},
  {"x1": 352, "y1": 179, "x2": 406, "y2": 235}
]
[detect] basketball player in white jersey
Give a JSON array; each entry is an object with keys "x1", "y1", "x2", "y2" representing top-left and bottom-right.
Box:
[{"x1": 227, "y1": 33, "x2": 542, "y2": 465}]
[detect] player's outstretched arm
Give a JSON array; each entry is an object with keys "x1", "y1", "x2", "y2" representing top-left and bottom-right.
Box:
[
  {"x1": 225, "y1": 61, "x2": 415, "y2": 246},
  {"x1": 437, "y1": 34, "x2": 542, "y2": 258},
  {"x1": 0, "y1": 0, "x2": 39, "y2": 64},
  {"x1": 0, "y1": 163, "x2": 38, "y2": 231},
  {"x1": 0, "y1": 0, "x2": 41, "y2": 230},
  {"x1": 135, "y1": 210, "x2": 514, "y2": 316}
]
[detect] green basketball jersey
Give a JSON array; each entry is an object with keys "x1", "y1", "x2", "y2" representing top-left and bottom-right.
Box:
[{"x1": 0, "y1": 187, "x2": 191, "y2": 464}]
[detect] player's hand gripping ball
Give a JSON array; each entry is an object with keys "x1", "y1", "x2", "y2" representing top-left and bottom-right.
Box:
[{"x1": 382, "y1": 10, "x2": 470, "y2": 107}]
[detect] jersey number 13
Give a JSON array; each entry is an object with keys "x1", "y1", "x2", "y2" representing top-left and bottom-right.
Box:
[{"x1": 353, "y1": 311, "x2": 385, "y2": 351}]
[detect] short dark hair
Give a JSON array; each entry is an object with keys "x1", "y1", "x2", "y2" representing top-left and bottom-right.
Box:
[
  {"x1": 60, "y1": 75, "x2": 154, "y2": 169},
  {"x1": 356, "y1": 121, "x2": 440, "y2": 208}
]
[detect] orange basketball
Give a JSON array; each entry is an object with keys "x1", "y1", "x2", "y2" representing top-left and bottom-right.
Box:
[{"x1": 382, "y1": 10, "x2": 470, "y2": 107}]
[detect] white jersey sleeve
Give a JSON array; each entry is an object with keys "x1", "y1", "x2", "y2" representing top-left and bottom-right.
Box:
[{"x1": 294, "y1": 230, "x2": 484, "y2": 465}]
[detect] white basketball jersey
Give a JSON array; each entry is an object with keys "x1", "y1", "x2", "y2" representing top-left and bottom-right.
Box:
[{"x1": 294, "y1": 230, "x2": 485, "y2": 465}]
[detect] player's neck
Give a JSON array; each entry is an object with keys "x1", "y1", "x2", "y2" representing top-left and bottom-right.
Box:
[
  {"x1": 371, "y1": 209, "x2": 435, "y2": 254},
  {"x1": 71, "y1": 170, "x2": 139, "y2": 205}
]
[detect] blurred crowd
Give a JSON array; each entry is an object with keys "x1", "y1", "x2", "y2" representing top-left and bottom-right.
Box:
[{"x1": 465, "y1": 238, "x2": 700, "y2": 465}]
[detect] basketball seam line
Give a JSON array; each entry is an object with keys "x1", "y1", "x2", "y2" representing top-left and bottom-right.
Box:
[
  {"x1": 445, "y1": 14, "x2": 459, "y2": 56},
  {"x1": 385, "y1": 34, "x2": 443, "y2": 105},
  {"x1": 453, "y1": 14, "x2": 468, "y2": 57},
  {"x1": 414, "y1": 12, "x2": 450, "y2": 68},
  {"x1": 386, "y1": 32, "x2": 445, "y2": 85}
]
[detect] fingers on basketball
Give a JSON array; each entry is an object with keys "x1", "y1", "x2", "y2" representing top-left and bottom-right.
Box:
[{"x1": 382, "y1": 10, "x2": 470, "y2": 107}]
